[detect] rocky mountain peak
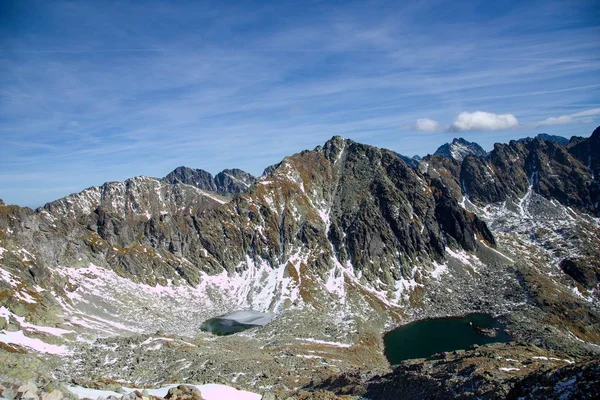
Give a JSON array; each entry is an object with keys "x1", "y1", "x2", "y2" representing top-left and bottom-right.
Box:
[
  {"x1": 322, "y1": 135, "x2": 348, "y2": 163},
  {"x1": 213, "y1": 168, "x2": 256, "y2": 195},
  {"x1": 163, "y1": 167, "x2": 217, "y2": 192},
  {"x1": 163, "y1": 166, "x2": 256, "y2": 196},
  {"x1": 434, "y1": 138, "x2": 487, "y2": 162},
  {"x1": 517, "y1": 133, "x2": 569, "y2": 146}
]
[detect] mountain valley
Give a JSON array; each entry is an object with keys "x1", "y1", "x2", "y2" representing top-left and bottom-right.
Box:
[{"x1": 1, "y1": 128, "x2": 599, "y2": 399}]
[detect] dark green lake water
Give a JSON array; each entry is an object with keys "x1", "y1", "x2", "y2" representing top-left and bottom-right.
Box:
[{"x1": 384, "y1": 314, "x2": 510, "y2": 365}]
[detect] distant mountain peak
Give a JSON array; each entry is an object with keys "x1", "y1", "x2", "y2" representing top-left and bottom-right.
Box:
[
  {"x1": 433, "y1": 138, "x2": 487, "y2": 162},
  {"x1": 163, "y1": 166, "x2": 256, "y2": 196},
  {"x1": 517, "y1": 133, "x2": 569, "y2": 146}
]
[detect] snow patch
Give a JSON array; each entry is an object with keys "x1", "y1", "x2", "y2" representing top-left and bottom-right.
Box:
[
  {"x1": 66, "y1": 384, "x2": 261, "y2": 400},
  {"x1": 297, "y1": 338, "x2": 351, "y2": 348},
  {"x1": 0, "y1": 330, "x2": 70, "y2": 355}
]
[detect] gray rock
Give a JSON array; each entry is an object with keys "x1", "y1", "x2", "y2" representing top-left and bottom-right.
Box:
[
  {"x1": 2, "y1": 387, "x2": 16, "y2": 400},
  {"x1": 165, "y1": 385, "x2": 203, "y2": 400},
  {"x1": 40, "y1": 390, "x2": 63, "y2": 400}
]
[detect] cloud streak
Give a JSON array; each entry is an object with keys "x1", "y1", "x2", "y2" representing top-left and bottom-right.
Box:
[{"x1": 537, "y1": 108, "x2": 600, "y2": 126}]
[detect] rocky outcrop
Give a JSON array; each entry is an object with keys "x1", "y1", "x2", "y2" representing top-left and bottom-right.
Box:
[
  {"x1": 165, "y1": 385, "x2": 204, "y2": 400},
  {"x1": 507, "y1": 358, "x2": 600, "y2": 399},
  {"x1": 559, "y1": 258, "x2": 599, "y2": 290},
  {"x1": 307, "y1": 344, "x2": 599, "y2": 400},
  {"x1": 163, "y1": 167, "x2": 256, "y2": 196}
]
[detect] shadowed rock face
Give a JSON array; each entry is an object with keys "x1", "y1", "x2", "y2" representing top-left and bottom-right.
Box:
[
  {"x1": 164, "y1": 167, "x2": 218, "y2": 192},
  {"x1": 507, "y1": 358, "x2": 600, "y2": 400},
  {"x1": 214, "y1": 169, "x2": 256, "y2": 195},
  {"x1": 425, "y1": 135, "x2": 599, "y2": 216},
  {"x1": 188, "y1": 137, "x2": 493, "y2": 283},
  {"x1": 569, "y1": 125, "x2": 600, "y2": 183},
  {"x1": 559, "y1": 258, "x2": 600, "y2": 290},
  {"x1": 163, "y1": 167, "x2": 256, "y2": 196}
]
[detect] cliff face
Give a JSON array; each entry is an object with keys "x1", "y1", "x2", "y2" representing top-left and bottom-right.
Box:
[
  {"x1": 423, "y1": 136, "x2": 599, "y2": 216},
  {"x1": 163, "y1": 166, "x2": 256, "y2": 196}
]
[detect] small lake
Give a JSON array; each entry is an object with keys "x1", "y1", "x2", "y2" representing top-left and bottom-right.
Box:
[
  {"x1": 200, "y1": 310, "x2": 275, "y2": 336},
  {"x1": 384, "y1": 314, "x2": 510, "y2": 365}
]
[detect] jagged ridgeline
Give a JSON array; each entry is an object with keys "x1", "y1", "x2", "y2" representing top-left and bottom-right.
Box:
[
  {"x1": 4, "y1": 136, "x2": 496, "y2": 289},
  {"x1": 1, "y1": 129, "x2": 599, "y2": 303}
]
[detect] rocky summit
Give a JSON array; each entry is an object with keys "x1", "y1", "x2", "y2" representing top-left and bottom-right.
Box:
[
  {"x1": 433, "y1": 138, "x2": 488, "y2": 162},
  {"x1": 1, "y1": 128, "x2": 599, "y2": 399}
]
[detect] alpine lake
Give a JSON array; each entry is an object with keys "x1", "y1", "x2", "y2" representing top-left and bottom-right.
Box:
[
  {"x1": 384, "y1": 313, "x2": 511, "y2": 365},
  {"x1": 200, "y1": 310, "x2": 275, "y2": 336}
]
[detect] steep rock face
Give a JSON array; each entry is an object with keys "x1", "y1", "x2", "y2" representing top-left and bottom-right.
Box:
[
  {"x1": 164, "y1": 167, "x2": 217, "y2": 192},
  {"x1": 5, "y1": 177, "x2": 229, "y2": 289},
  {"x1": 569, "y1": 125, "x2": 600, "y2": 183},
  {"x1": 163, "y1": 166, "x2": 256, "y2": 196},
  {"x1": 433, "y1": 138, "x2": 487, "y2": 162},
  {"x1": 213, "y1": 168, "x2": 256, "y2": 195},
  {"x1": 183, "y1": 137, "x2": 494, "y2": 286},
  {"x1": 451, "y1": 137, "x2": 599, "y2": 215}
]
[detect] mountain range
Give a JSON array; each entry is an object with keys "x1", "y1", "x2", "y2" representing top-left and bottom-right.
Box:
[{"x1": 0, "y1": 128, "x2": 599, "y2": 399}]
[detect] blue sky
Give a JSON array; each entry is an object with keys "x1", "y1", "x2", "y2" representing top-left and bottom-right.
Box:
[{"x1": 1, "y1": 0, "x2": 599, "y2": 208}]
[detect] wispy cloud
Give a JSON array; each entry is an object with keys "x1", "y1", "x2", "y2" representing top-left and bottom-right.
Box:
[
  {"x1": 571, "y1": 108, "x2": 600, "y2": 118},
  {"x1": 537, "y1": 107, "x2": 600, "y2": 126},
  {"x1": 537, "y1": 115, "x2": 575, "y2": 126}
]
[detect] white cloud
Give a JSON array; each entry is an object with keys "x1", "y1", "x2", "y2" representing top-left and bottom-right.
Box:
[
  {"x1": 415, "y1": 118, "x2": 439, "y2": 132},
  {"x1": 570, "y1": 108, "x2": 600, "y2": 118},
  {"x1": 449, "y1": 111, "x2": 518, "y2": 132},
  {"x1": 537, "y1": 115, "x2": 573, "y2": 126},
  {"x1": 536, "y1": 108, "x2": 600, "y2": 126}
]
